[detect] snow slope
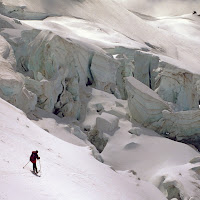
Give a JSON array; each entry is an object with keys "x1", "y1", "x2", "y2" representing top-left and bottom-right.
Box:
[
  {"x1": 21, "y1": 16, "x2": 146, "y2": 49},
  {"x1": 149, "y1": 14, "x2": 200, "y2": 42},
  {"x1": 0, "y1": 98, "x2": 168, "y2": 200},
  {"x1": 0, "y1": 1, "x2": 200, "y2": 199},
  {"x1": 18, "y1": 0, "x2": 200, "y2": 74},
  {"x1": 1, "y1": 0, "x2": 199, "y2": 67},
  {"x1": 113, "y1": 0, "x2": 200, "y2": 17},
  {"x1": 102, "y1": 120, "x2": 199, "y2": 180}
]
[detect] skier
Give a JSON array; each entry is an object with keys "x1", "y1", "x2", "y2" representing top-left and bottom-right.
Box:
[{"x1": 30, "y1": 150, "x2": 40, "y2": 173}]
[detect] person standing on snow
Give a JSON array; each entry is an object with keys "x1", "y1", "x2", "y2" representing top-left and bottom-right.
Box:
[{"x1": 30, "y1": 150, "x2": 40, "y2": 173}]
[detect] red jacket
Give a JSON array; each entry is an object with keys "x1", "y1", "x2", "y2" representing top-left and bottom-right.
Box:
[{"x1": 30, "y1": 151, "x2": 40, "y2": 163}]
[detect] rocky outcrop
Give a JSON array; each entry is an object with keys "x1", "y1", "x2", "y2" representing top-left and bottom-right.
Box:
[{"x1": 125, "y1": 76, "x2": 171, "y2": 126}]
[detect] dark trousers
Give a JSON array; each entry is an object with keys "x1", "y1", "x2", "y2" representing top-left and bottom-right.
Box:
[{"x1": 33, "y1": 163, "x2": 38, "y2": 173}]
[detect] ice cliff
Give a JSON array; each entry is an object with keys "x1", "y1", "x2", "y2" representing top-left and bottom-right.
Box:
[{"x1": 0, "y1": 0, "x2": 200, "y2": 199}]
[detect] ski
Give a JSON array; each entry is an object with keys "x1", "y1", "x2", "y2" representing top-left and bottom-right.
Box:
[{"x1": 31, "y1": 170, "x2": 41, "y2": 177}]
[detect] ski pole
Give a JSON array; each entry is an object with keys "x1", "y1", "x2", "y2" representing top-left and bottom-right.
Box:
[
  {"x1": 39, "y1": 159, "x2": 41, "y2": 172},
  {"x1": 23, "y1": 161, "x2": 30, "y2": 169}
]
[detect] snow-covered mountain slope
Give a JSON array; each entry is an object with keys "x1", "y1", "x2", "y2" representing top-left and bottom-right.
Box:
[
  {"x1": 0, "y1": 98, "x2": 168, "y2": 200},
  {"x1": 114, "y1": 0, "x2": 200, "y2": 17},
  {"x1": 148, "y1": 14, "x2": 200, "y2": 42},
  {"x1": 21, "y1": 16, "x2": 146, "y2": 49},
  {"x1": 81, "y1": 88, "x2": 200, "y2": 199},
  {"x1": 1, "y1": 0, "x2": 200, "y2": 71},
  {"x1": 1, "y1": 88, "x2": 200, "y2": 200},
  {"x1": 0, "y1": 0, "x2": 200, "y2": 200}
]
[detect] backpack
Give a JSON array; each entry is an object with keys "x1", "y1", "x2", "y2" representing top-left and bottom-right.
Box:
[{"x1": 30, "y1": 152, "x2": 36, "y2": 163}]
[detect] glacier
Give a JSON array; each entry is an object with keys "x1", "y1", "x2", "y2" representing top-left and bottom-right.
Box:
[{"x1": 0, "y1": 0, "x2": 200, "y2": 200}]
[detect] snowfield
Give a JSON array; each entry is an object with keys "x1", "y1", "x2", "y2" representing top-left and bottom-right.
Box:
[
  {"x1": 0, "y1": 0, "x2": 200, "y2": 200},
  {"x1": 0, "y1": 98, "x2": 168, "y2": 200}
]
